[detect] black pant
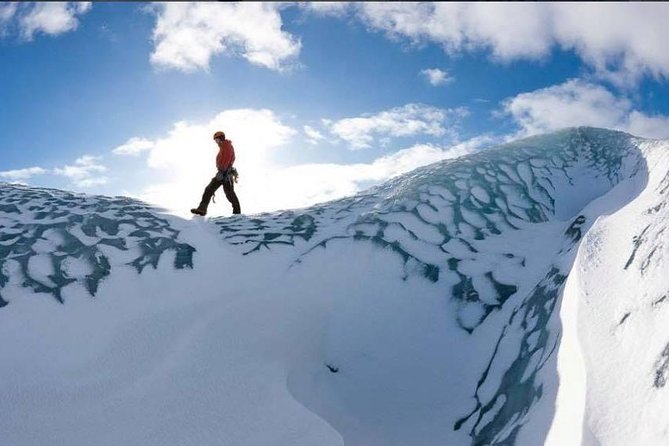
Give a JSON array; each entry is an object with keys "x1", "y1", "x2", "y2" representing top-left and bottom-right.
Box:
[{"x1": 198, "y1": 175, "x2": 241, "y2": 214}]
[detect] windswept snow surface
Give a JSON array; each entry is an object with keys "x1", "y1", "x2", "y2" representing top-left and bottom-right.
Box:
[{"x1": 0, "y1": 127, "x2": 667, "y2": 445}]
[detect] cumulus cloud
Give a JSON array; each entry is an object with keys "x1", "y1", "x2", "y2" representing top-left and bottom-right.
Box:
[
  {"x1": 502, "y1": 79, "x2": 669, "y2": 139},
  {"x1": 0, "y1": 4, "x2": 18, "y2": 31},
  {"x1": 0, "y1": 2, "x2": 92, "y2": 41},
  {"x1": 420, "y1": 68, "x2": 453, "y2": 86},
  {"x1": 354, "y1": 2, "x2": 669, "y2": 85},
  {"x1": 364, "y1": 139, "x2": 486, "y2": 177},
  {"x1": 626, "y1": 112, "x2": 669, "y2": 140},
  {"x1": 549, "y1": 4, "x2": 669, "y2": 86},
  {"x1": 299, "y1": 2, "x2": 351, "y2": 18},
  {"x1": 357, "y1": 3, "x2": 553, "y2": 59},
  {"x1": 145, "y1": 109, "x2": 296, "y2": 171},
  {"x1": 0, "y1": 154, "x2": 110, "y2": 188},
  {"x1": 149, "y1": 2, "x2": 301, "y2": 72},
  {"x1": 304, "y1": 125, "x2": 325, "y2": 145},
  {"x1": 325, "y1": 103, "x2": 467, "y2": 150},
  {"x1": 0, "y1": 166, "x2": 48, "y2": 182},
  {"x1": 118, "y1": 108, "x2": 482, "y2": 216},
  {"x1": 127, "y1": 109, "x2": 297, "y2": 215},
  {"x1": 112, "y1": 137, "x2": 155, "y2": 156},
  {"x1": 254, "y1": 140, "x2": 484, "y2": 212},
  {"x1": 53, "y1": 155, "x2": 108, "y2": 188}
]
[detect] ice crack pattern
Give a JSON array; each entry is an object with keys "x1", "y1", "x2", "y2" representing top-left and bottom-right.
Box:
[
  {"x1": 0, "y1": 127, "x2": 657, "y2": 446},
  {"x1": 214, "y1": 128, "x2": 638, "y2": 333},
  {"x1": 626, "y1": 153, "x2": 669, "y2": 276},
  {"x1": 454, "y1": 266, "x2": 567, "y2": 444},
  {"x1": 205, "y1": 128, "x2": 644, "y2": 444},
  {"x1": 0, "y1": 184, "x2": 195, "y2": 306}
]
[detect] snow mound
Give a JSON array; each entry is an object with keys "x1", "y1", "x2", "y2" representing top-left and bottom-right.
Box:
[{"x1": 0, "y1": 127, "x2": 667, "y2": 446}]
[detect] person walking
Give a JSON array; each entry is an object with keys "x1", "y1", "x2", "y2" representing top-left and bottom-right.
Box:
[{"x1": 191, "y1": 131, "x2": 241, "y2": 216}]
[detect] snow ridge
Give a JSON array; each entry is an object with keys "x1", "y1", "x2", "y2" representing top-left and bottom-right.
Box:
[{"x1": 0, "y1": 127, "x2": 667, "y2": 446}]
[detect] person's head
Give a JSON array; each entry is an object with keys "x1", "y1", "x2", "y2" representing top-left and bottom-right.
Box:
[{"x1": 213, "y1": 131, "x2": 225, "y2": 144}]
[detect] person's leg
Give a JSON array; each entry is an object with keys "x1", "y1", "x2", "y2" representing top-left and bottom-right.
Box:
[
  {"x1": 222, "y1": 178, "x2": 241, "y2": 214},
  {"x1": 194, "y1": 177, "x2": 223, "y2": 214}
]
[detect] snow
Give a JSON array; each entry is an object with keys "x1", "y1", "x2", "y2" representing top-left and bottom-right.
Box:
[
  {"x1": 470, "y1": 185, "x2": 491, "y2": 204},
  {"x1": 0, "y1": 127, "x2": 667, "y2": 445},
  {"x1": 568, "y1": 140, "x2": 669, "y2": 446},
  {"x1": 544, "y1": 255, "x2": 587, "y2": 446}
]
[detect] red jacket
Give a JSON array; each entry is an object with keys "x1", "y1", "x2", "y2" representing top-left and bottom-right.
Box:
[{"x1": 216, "y1": 139, "x2": 235, "y2": 171}]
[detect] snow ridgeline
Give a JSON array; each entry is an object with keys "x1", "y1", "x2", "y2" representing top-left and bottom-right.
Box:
[{"x1": 0, "y1": 127, "x2": 667, "y2": 445}]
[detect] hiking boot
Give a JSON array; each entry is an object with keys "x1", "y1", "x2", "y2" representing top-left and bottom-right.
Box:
[{"x1": 190, "y1": 208, "x2": 206, "y2": 216}]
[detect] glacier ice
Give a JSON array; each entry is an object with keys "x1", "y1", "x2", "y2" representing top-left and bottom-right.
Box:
[
  {"x1": 0, "y1": 127, "x2": 668, "y2": 446},
  {"x1": 0, "y1": 189, "x2": 195, "y2": 306}
]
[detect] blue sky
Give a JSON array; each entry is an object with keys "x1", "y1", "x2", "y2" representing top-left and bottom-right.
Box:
[{"x1": 1, "y1": 2, "x2": 669, "y2": 215}]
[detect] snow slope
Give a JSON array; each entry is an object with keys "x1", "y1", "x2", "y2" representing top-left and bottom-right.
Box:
[{"x1": 0, "y1": 127, "x2": 667, "y2": 445}]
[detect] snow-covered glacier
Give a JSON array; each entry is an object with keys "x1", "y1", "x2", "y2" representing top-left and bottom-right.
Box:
[{"x1": 0, "y1": 127, "x2": 667, "y2": 446}]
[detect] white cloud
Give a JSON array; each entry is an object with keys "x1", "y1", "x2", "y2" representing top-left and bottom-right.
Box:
[
  {"x1": 626, "y1": 111, "x2": 669, "y2": 140},
  {"x1": 130, "y1": 109, "x2": 297, "y2": 215},
  {"x1": 268, "y1": 137, "x2": 492, "y2": 211},
  {"x1": 74, "y1": 177, "x2": 109, "y2": 188},
  {"x1": 354, "y1": 3, "x2": 669, "y2": 85},
  {"x1": 326, "y1": 103, "x2": 467, "y2": 150},
  {"x1": 503, "y1": 80, "x2": 629, "y2": 136},
  {"x1": 502, "y1": 79, "x2": 669, "y2": 140},
  {"x1": 18, "y1": 2, "x2": 91, "y2": 40},
  {"x1": 549, "y1": 4, "x2": 669, "y2": 85},
  {"x1": 53, "y1": 155, "x2": 108, "y2": 188},
  {"x1": 420, "y1": 68, "x2": 453, "y2": 86},
  {"x1": 0, "y1": 4, "x2": 18, "y2": 29},
  {"x1": 0, "y1": 155, "x2": 110, "y2": 189},
  {"x1": 118, "y1": 108, "x2": 484, "y2": 217},
  {"x1": 149, "y1": 2, "x2": 301, "y2": 72},
  {"x1": 300, "y1": 2, "x2": 351, "y2": 18},
  {"x1": 364, "y1": 140, "x2": 483, "y2": 178},
  {"x1": 145, "y1": 109, "x2": 296, "y2": 171},
  {"x1": 357, "y1": 3, "x2": 552, "y2": 59},
  {"x1": 304, "y1": 125, "x2": 325, "y2": 145},
  {"x1": 112, "y1": 137, "x2": 155, "y2": 156},
  {"x1": 0, "y1": 166, "x2": 48, "y2": 182}
]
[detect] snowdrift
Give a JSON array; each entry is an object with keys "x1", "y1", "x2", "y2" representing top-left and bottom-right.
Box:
[{"x1": 0, "y1": 127, "x2": 667, "y2": 446}]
